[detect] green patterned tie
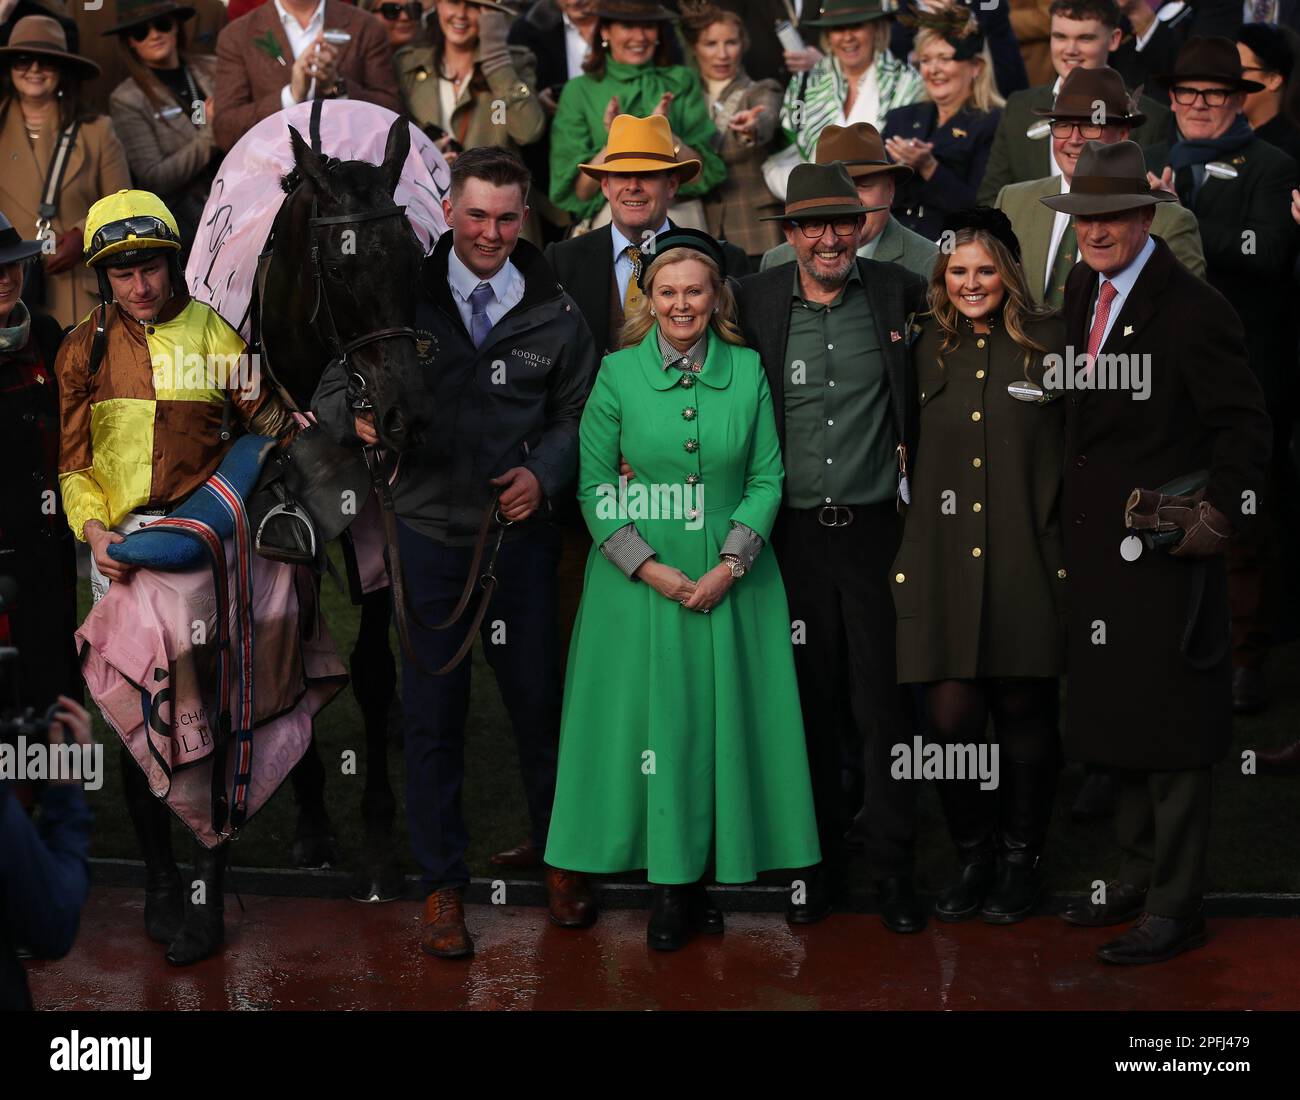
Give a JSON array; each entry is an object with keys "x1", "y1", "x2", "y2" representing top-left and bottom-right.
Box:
[{"x1": 1045, "y1": 221, "x2": 1078, "y2": 310}]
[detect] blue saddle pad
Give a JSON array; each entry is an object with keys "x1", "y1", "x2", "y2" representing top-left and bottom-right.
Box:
[{"x1": 109, "y1": 434, "x2": 278, "y2": 570}]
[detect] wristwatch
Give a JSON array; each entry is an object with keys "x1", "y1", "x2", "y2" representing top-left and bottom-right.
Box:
[{"x1": 720, "y1": 554, "x2": 745, "y2": 579}]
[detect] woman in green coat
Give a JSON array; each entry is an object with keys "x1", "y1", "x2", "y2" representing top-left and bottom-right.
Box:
[
  {"x1": 548, "y1": 1, "x2": 726, "y2": 227},
  {"x1": 891, "y1": 209, "x2": 1065, "y2": 927},
  {"x1": 544, "y1": 229, "x2": 819, "y2": 951}
]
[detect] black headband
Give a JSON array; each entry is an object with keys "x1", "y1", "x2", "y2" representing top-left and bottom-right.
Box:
[
  {"x1": 942, "y1": 206, "x2": 1022, "y2": 264},
  {"x1": 636, "y1": 227, "x2": 727, "y2": 290}
]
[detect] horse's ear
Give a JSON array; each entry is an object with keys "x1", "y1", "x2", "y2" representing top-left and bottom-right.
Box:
[
  {"x1": 289, "y1": 124, "x2": 335, "y2": 200},
  {"x1": 381, "y1": 117, "x2": 410, "y2": 198}
]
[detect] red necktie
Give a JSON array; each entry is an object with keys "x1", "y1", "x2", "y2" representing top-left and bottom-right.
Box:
[{"x1": 1086, "y1": 279, "x2": 1119, "y2": 361}]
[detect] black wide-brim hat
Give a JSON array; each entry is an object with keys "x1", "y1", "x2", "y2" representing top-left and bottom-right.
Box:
[
  {"x1": 0, "y1": 210, "x2": 43, "y2": 265},
  {"x1": 103, "y1": 1, "x2": 196, "y2": 38},
  {"x1": 760, "y1": 162, "x2": 886, "y2": 221},
  {"x1": 1154, "y1": 34, "x2": 1265, "y2": 94},
  {"x1": 594, "y1": 1, "x2": 677, "y2": 21}
]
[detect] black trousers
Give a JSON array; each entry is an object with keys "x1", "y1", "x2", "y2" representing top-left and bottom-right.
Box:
[
  {"x1": 1115, "y1": 767, "x2": 1211, "y2": 919},
  {"x1": 773, "y1": 503, "x2": 915, "y2": 878}
]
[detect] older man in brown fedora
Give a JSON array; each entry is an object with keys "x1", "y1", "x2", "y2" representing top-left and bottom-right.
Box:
[
  {"x1": 734, "y1": 161, "x2": 929, "y2": 933},
  {"x1": 1040, "y1": 140, "x2": 1271, "y2": 965},
  {"x1": 759, "y1": 122, "x2": 937, "y2": 277},
  {"x1": 996, "y1": 64, "x2": 1204, "y2": 309}
]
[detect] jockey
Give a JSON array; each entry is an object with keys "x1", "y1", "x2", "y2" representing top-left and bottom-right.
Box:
[{"x1": 55, "y1": 189, "x2": 296, "y2": 967}]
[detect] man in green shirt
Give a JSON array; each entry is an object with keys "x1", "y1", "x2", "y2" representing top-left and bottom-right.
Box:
[{"x1": 733, "y1": 163, "x2": 929, "y2": 934}]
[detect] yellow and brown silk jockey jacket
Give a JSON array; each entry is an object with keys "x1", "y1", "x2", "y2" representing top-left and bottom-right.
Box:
[{"x1": 56, "y1": 288, "x2": 282, "y2": 541}]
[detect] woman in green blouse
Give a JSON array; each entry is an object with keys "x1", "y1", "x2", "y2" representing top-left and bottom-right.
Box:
[
  {"x1": 544, "y1": 229, "x2": 819, "y2": 952},
  {"x1": 548, "y1": 1, "x2": 725, "y2": 227},
  {"x1": 892, "y1": 209, "x2": 1065, "y2": 928}
]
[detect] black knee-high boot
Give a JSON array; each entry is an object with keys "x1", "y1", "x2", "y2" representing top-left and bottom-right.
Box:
[
  {"x1": 982, "y1": 756, "x2": 1059, "y2": 924},
  {"x1": 933, "y1": 776, "x2": 996, "y2": 922},
  {"x1": 166, "y1": 839, "x2": 228, "y2": 966},
  {"x1": 120, "y1": 748, "x2": 184, "y2": 944}
]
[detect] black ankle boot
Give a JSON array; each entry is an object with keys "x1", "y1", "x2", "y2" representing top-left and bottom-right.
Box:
[
  {"x1": 121, "y1": 752, "x2": 184, "y2": 944},
  {"x1": 936, "y1": 847, "x2": 995, "y2": 922},
  {"x1": 982, "y1": 756, "x2": 1057, "y2": 924},
  {"x1": 166, "y1": 841, "x2": 228, "y2": 966},
  {"x1": 687, "y1": 881, "x2": 724, "y2": 934},
  {"x1": 980, "y1": 853, "x2": 1042, "y2": 923},
  {"x1": 647, "y1": 885, "x2": 692, "y2": 951}
]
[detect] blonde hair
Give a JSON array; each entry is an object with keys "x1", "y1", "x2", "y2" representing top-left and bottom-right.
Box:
[
  {"x1": 914, "y1": 28, "x2": 1004, "y2": 112},
  {"x1": 821, "y1": 20, "x2": 892, "y2": 70},
  {"x1": 926, "y1": 228, "x2": 1055, "y2": 379},
  {"x1": 620, "y1": 247, "x2": 746, "y2": 350}
]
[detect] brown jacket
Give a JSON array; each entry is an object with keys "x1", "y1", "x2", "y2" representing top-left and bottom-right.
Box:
[
  {"x1": 0, "y1": 102, "x2": 132, "y2": 329},
  {"x1": 212, "y1": 0, "x2": 402, "y2": 151}
]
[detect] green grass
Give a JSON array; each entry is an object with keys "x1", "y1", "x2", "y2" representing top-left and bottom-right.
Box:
[{"x1": 79, "y1": 548, "x2": 1300, "y2": 892}]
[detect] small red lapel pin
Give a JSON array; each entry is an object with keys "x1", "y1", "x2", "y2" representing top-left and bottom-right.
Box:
[{"x1": 890, "y1": 330, "x2": 902, "y2": 342}]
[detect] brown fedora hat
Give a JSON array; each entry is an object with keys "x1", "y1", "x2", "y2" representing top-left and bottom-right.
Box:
[
  {"x1": 594, "y1": 1, "x2": 677, "y2": 21},
  {"x1": 1154, "y1": 35, "x2": 1264, "y2": 93},
  {"x1": 0, "y1": 14, "x2": 100, "y2": 79},
  {"x1": 815, "y1": 122, "x2": 912, "y2": 181},
  {"x1": 760, "y1": 162, "x2": 886, "y2": 221},
  {"x1": 1033, "y1": 65, "x2": 1146, "y2": 127},
  {"x1": 1038, "y1": 140, "x2": 1176, "y2": 216}
]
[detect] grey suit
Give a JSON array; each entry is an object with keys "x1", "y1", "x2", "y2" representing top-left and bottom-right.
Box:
[
  {"x1": 758, "y1": 215, "x2": 939, "y2": 279},
  {"x1": 995, "y1": 174, "x2": 1206, "y2": 304}
]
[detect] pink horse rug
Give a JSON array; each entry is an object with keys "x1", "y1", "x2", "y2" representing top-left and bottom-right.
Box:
[{"x1": 78, "y1": 553, "x2": 347, "y2": 848}]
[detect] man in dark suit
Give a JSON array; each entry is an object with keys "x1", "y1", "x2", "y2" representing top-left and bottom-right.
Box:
[
  {"x1": 1145, "y1": 36, "x2": 1298, "y2": 714},
  {"x1": 977, "y1": 0, "x2": 1172, "y2": 204},
  {"x1": 1042, "y1": 140, "x2": 1270, "y2": 964},
  {"x1": 732, "y1": 163, "x2": 928, "y2": 934},
  {"x1": 212, "y1": 0, "x2": 401, "y2": 150},
  {"x1": 1113, "y1": 0, "x2": 1181, "y2": 104}
]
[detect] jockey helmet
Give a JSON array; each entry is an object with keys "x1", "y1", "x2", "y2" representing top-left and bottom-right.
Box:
[{"x1": 84, "y1": 190, "x2": 181, "y2": 269}]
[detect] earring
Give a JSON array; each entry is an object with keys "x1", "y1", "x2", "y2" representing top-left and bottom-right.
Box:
[{"x1": 601, "y1": 38, "x2": 609, "y2": 47}]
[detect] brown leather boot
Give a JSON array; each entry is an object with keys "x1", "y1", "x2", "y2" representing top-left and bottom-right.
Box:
[
  {"x1": 546, "y1": 867, "x2": 597, "y2": 928},
  {"x1": 420, "y1": 888, "x2": 473, "y2": 959},
  {"x1": 491, "y1": 840, "x2": 542, "y2": 868}
]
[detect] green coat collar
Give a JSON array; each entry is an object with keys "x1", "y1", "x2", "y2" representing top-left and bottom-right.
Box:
[{"x1": 636, "y1": 327, "x2": 733, "y2": 390}]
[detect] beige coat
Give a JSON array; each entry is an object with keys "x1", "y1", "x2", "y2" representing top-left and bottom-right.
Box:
[{"x1": 0, "y1": 103, "x2": 132, "y2": 329}]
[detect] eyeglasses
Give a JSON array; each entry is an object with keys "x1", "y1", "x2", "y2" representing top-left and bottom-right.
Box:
[
  {"x1": 376, "y1": 2, "x2": 422, "y2": 19},
  {"x1": 794, "y1": 217, "x2": 862, "y2": 239},
  {"x1": 89, "y1": 215, "x2": 177, "y2": 258},
  {"x1": 9, "y1": 54, "x2": 58, "y2": 73},
  {"x1": 1169, "y1": 85, "x2": 1234, "y2": 107},
  {"x1": 1049, "y1": 120, "x2": 1107, "y2": 139},
  {"x1": 128, "y1": 16, "x2": 176, "y2": 42}
]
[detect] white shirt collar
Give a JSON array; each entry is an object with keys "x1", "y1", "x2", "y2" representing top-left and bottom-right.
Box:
[
  {"x1": 447, "y1": 244, "x2": 515, "y2": 305},
  {"x1": 274, "y1": 0, "x2": 325, "y2": 31},
  {"x1": 611, "y1": 218, "x2": 672, "y2": 263}
]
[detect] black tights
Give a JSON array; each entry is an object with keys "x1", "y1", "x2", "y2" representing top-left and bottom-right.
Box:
[{"x1": 923, "y1": 678, "x2": 1059, "y2": 765}]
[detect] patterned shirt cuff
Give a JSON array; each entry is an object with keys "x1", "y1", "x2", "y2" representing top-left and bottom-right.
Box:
[
  {"x1": 720, "y1": 522, "x2": 764, "y2": 571},
  {"x1": 600, "y1": 523, "x2": 657, "y2": 580}
]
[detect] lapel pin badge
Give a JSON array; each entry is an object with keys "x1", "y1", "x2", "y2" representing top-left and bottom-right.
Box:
[
  {"x1": 890, "y1": 330, "x2": 902, "y2": 342},
  {"x1": 1123, "y1": 324, "x2": 1134, "y2": 336},
  {"x1": 1204, "y1": 161, "x2": 1239, "y2": 180}
]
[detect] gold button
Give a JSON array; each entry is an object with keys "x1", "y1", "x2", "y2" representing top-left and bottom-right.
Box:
[
  {"x1": 975, "y1": 369, "x2": 985, "y2": 379},
  {"x1": 977, "y1": 338, "x2": 986, "y2": 349},
  {"x1": 972, "y1": 457, "x2": 981, "y2": 468},
  {"x1": 972, "y1": 502, "x2": 982, "y2": 512},
  {"x1": 971, "y1": 547, "x2": 981, "y2": 558},
  {"x1": 1057, "y1": 568, "x2": 1067, "y2": 579},
  {"x1": 895, "y1": 572, "x2": 905, "y2": 583},
  {"x1": 971, "y1": 411, "x2": 981, "y2": 422}
]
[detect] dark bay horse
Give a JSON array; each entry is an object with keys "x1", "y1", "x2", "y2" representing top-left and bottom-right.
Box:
[{"x1": 258, "y1": 112, "x2": 434, "y2": 901}]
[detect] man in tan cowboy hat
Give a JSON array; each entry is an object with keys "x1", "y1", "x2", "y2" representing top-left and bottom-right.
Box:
[
  {"x1": 759, "y1": 121, "x2": 937, "y2": 276},
  {"x1": 1040, "y1": 140, "x2": 1271, "y2": 964},
  {"x1": 1146, "y1": 35, "x2": 1298, "y2": 717},
  {"x1": 734, "y1": 161, "x2": 929, "y2": 935},
  {"x1": 995, "y1": 64, "x2": 1204, "y2": 309}
]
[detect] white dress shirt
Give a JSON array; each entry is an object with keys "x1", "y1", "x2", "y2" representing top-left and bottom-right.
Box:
[
  {"x1": 276, "y1": 0, "x2": 326, "y2": 110},
  {"x1": 611, "y1": 218, "x2": 670, "y2": 306},
  {"x1": 1089, "y1": 235, "x2": 1156, "y2": 350},
  {"x1": 447, "y1": 246, "x2": 525, "y2": 337},
  {"x1": 1045, "y1": 175, "x2": 1074, "y2": 295},
  {"x1": 563, "y1": 13, "x2": 591, "y2": 80}
]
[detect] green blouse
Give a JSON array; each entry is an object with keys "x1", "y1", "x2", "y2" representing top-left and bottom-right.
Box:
[{"x1": 548, "y1": 58, "x2": 727, "y2": 221}]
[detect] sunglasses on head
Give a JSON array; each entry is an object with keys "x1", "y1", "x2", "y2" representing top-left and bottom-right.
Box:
[
  {"x1": 377, "y1": 2, "x2": 422, "y2": 19},
  {"x1": 9, "y1": 53, "x2": 58, "y2": 72},
  {"x1": 129, "y1": 16, "x2": 176, "y2": 42}
]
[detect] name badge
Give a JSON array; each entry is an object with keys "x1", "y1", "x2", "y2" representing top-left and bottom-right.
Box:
[
  {"x1": 1204, "y1": 161, "x2": 1239, "y2": 180},
  {"x1": 1007, "y1": 380, "x2": 1059, "y2": 404},
  {"x1": 1026, "y1": 120, "x2": 1052, "y2": 140},
  {"x1": 156, "y1": 105, "x2": 184, "y2": 120}
]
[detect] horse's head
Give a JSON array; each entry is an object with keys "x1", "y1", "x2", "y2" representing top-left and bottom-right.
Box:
[{"x1": 288, "y1": 117, "x2": 431, "y2": 452}]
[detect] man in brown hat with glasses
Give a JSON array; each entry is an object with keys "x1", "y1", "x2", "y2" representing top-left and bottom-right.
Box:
[
  {"x1": 759, "y1": 122, "x2": 937, "y2": 278},
  {"x1": 1040, "y1": 139, "x2": 1271, "y2": 964},
  {"x1": 734, "y1": 161, "x2": 928, "y2": 933},
  {"x1": 996, "y1": 64, "x2": 1204, "y2": 308},
  {"x1": 1146, "y1": 35, "x2": 1298, "y2": 717}
]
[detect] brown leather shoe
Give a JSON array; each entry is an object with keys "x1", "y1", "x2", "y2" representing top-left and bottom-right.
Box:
[
  {"x1": 546, "y1": 867, "x2": 597, "y2": 929},
  {"x1": 420, "y1": 888, "x2": 474, "y2": 959},
  {"x1": 491, "y1": 840, "x2": 542, "y2": 868},
  {"x1": 1258, "y1": 740, "x2": 1300, "y2": 774}
]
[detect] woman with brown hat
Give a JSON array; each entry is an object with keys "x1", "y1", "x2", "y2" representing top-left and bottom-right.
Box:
[
  {"x1": 679, "y1": 0, "x2": 784, "y2": 260},
  {"x1": 893, "y1": 207, "x2": 1066, "y2": 925},
  {"x1": 548, "y1": 1, "x2": 725, "y2": 229},
  {"x1": 105, "y1": 2, "x2": 218, "y2": 260},
  {"x1": 0, "y1": 14, "x2": 130, "y2": 329}
]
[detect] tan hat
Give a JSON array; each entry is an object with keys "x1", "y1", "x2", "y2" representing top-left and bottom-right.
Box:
[
  {"x1": 815, "y1": 123, "x2": 912, "y2": 182},
  {"x1": 1038, "y1": 141, "x2": 1176, "y2": 216},
  {"x1": 579, "y1": 114, "x2": 702, "y2": 182},
  {"x1": 0, "y1": 15, "x2": 101, "y2": 80}
]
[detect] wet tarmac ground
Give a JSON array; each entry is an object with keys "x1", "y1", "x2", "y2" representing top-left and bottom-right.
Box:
[{"x1": 25, "y1": 886, "x2": 1300, "y2": 1011}]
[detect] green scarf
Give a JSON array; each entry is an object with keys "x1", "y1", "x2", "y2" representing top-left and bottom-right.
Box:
[{"x1": 0, "y1": 300, "x2": 31, "y2": 354}]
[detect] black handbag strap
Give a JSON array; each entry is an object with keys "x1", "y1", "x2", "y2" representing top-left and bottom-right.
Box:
[{"x1": 37, "y1": 121, "x2": 80, "y2": 231}]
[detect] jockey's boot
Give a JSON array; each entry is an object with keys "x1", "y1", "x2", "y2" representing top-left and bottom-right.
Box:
[
  {"x1": 166, "y1": 840, "x2": 228, "y2": 966},
  {"x1": 121, "y1": 749, "x2": 184, "y2": 944}
]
